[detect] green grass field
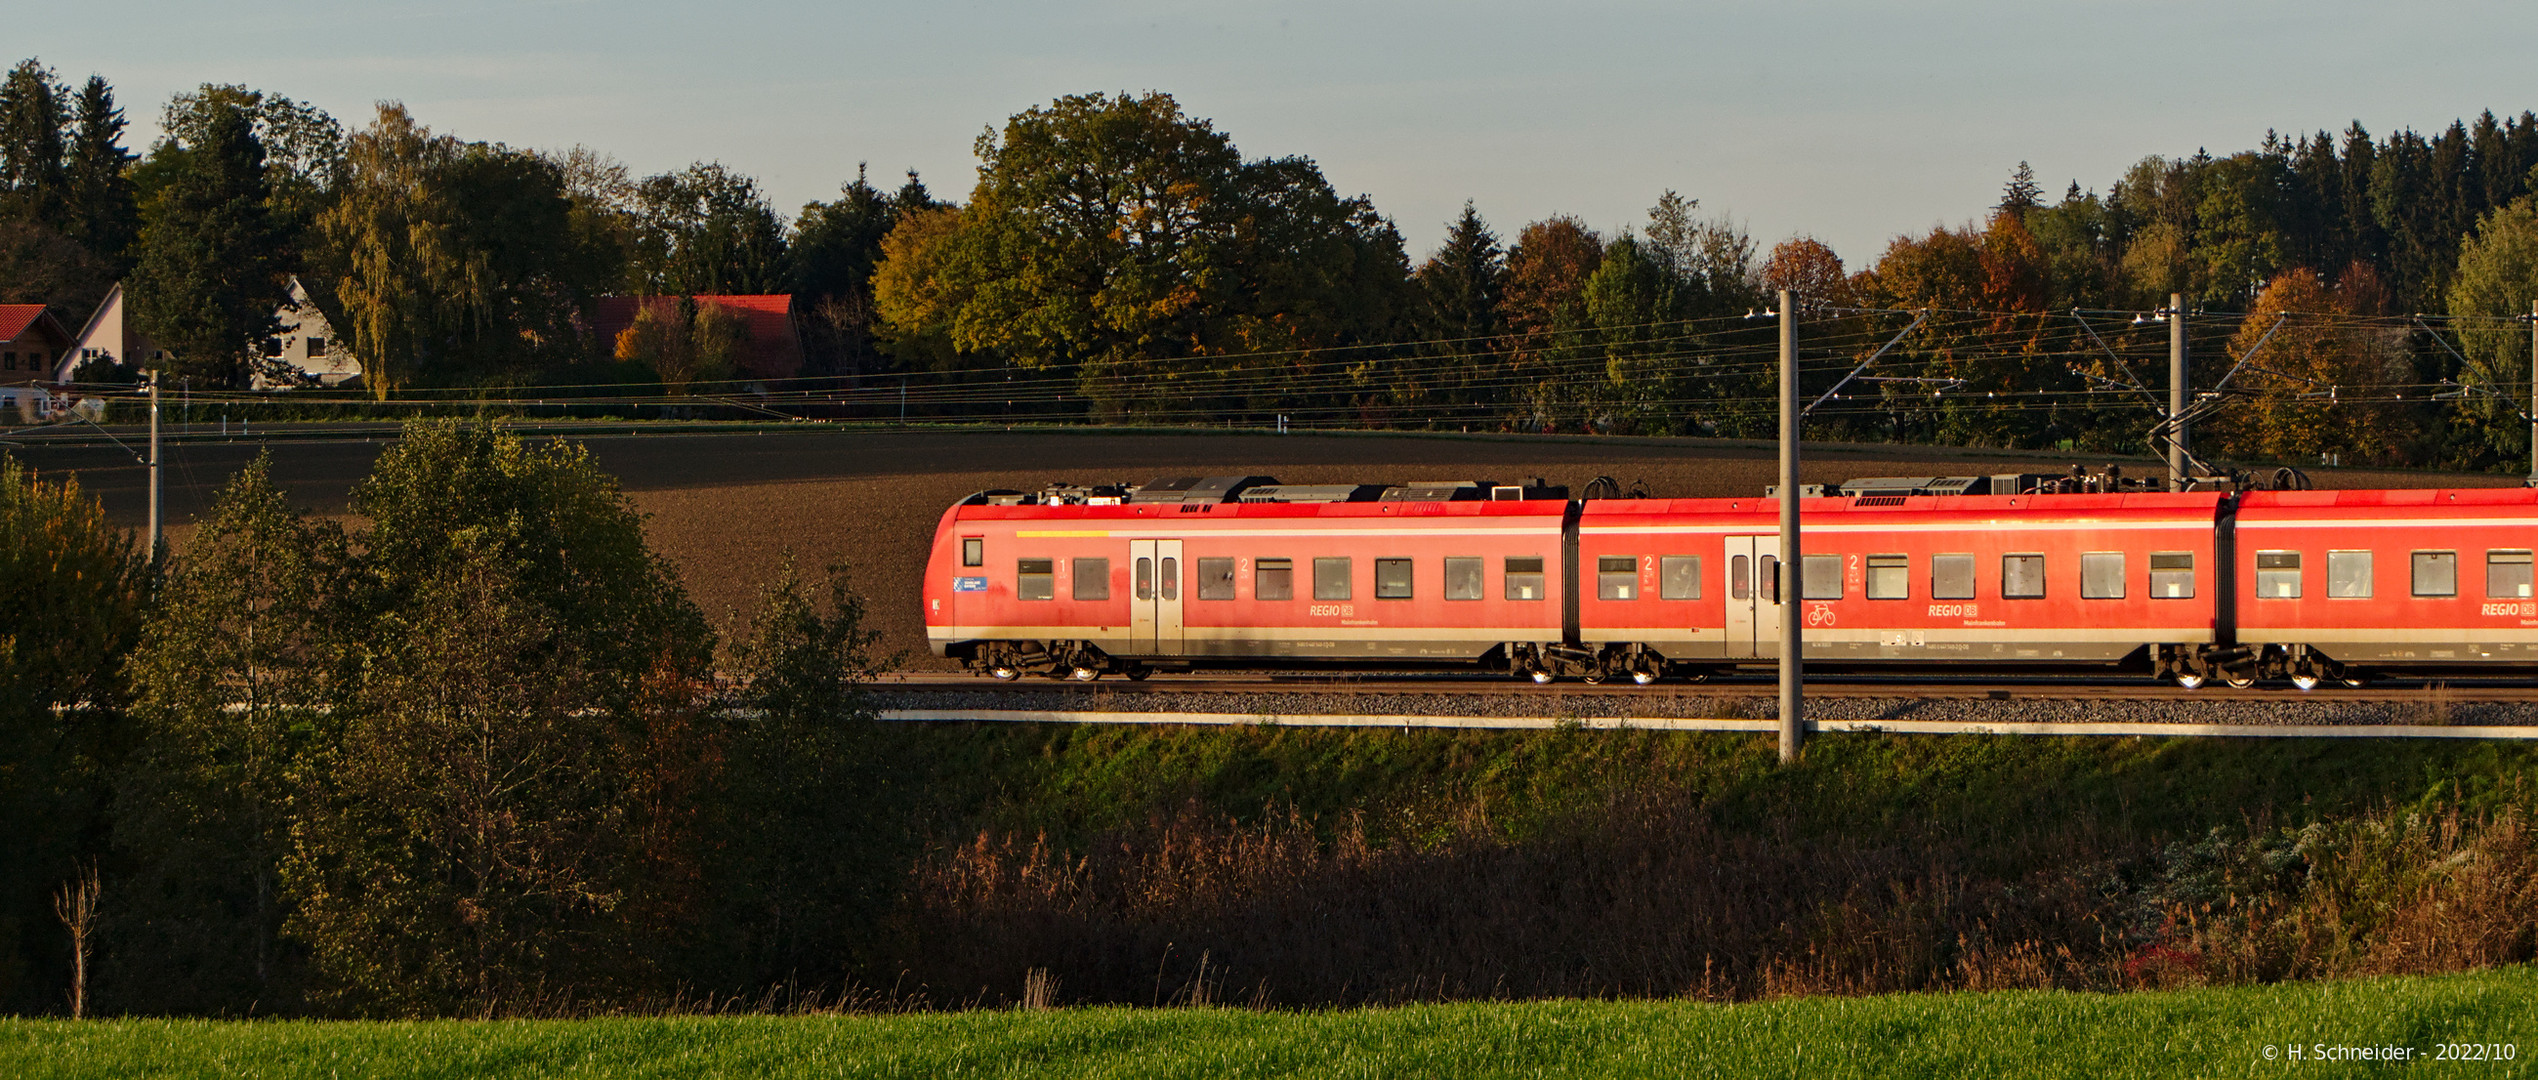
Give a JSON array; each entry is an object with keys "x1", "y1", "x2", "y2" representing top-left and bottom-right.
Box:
[{"x1": 10, "y1": 967, "x2": 2532, "y2": 1080}]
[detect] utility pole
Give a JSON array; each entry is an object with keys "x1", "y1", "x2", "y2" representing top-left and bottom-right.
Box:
[
  {"x1": 2168, "y1": 293, "x2": 2188, "y2": 490},
  {"x1": 146, "y1": 370, "x2": 162, "y2": 562},
  {"x1": 1778, "y1": 289, "x2": 1802, "y2": 764}
]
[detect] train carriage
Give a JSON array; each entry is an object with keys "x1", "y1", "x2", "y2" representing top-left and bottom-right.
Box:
[
  {"x1": 924, "y1": 481, "x2": 1575, "y2": 679},
  {"x1": 2235, "y1": 488, "x2": 2538, "y2": 686},
  {"x1": 1575, "y1": 490, "x2": 2227, "y2": 679}
]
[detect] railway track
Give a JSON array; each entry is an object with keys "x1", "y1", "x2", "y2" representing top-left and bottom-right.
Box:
[{"x1": 872, "y1": 670, "x2": 2538, "y2": 704}]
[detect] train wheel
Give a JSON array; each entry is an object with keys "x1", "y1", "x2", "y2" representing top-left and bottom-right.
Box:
[
  {"x1": 1631, "y1": 669, "x2": 1658, "y2": 686},
  {"x1": 990, "y1": 665, "x2": 1021, "y2": 681},
  {"x1": 2175, "y1": 672, "x2": 2206, "y2": 690},
  {"x1": 1068, "y1": 666, "x2": 1101, "y2": 682},
  {"x1": 2340, "y1": 675, "x2": 2367, "y2": 688},
  {"x1": 1125, "y1": 666, "x2": 1152, "y2": 681},
  {"x1": 2291, "y1": 673, "x2": 2321, "y2": 691},
  {"x1": 2224, "y1": 672, "x2": 2256, "y2": 689},
  {"x1": 1582, "y1": 669, "x2": 1609, "y2": 685},
  {"x1": 1528, "y1": 667, "x2": 1555, "y2": 685}
]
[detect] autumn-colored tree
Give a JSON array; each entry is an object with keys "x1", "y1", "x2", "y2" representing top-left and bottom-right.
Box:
[
  {"x1": 1497, "y1": 216, "x2": 1603, "y2": 428},
  {"x1": 1757, "y1": 237, "x2": 1847, "y2": 313},
  {"x1": 613, "y1": 299, "x2": 749, "y2": 392},
  {"x1": 2204, "y1": 269, "x2": 2401, "y2": 463}
]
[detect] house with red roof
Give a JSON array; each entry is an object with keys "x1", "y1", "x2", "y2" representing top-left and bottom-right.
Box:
[
  {"x1": 587, "y1": 294, "x2": 803, "y2": 382},
  {"x1": 2, "y1": 304, "x2": 71, "y2": 382}
]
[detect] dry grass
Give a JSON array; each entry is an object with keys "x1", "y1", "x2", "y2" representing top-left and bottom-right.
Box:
[{"x1": 882, "y1": 791, "x2": 2538, "y2": 1009}]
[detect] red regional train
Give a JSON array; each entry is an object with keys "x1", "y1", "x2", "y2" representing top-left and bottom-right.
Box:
[{"x1": 922, "y1": 473, "x2": 2538, "y2": 689}]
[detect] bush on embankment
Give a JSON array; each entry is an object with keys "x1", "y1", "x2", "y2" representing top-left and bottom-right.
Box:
[{"x1": 864, "y1": 721, "x2": 2538, "y2": 1007}]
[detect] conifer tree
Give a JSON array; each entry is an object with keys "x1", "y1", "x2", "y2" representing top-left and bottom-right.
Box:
[
  {"x1": 0, "y1": 59, "x2": 67, "y2": 228},
  {"x1": 128, "y1": 99, "x2": 287, "y2": 385},
  {"x1": 64, "y1": 75, "x2": 138, "y2": 272}
]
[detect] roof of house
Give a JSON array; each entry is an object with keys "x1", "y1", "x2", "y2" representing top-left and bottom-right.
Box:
[
  {"x1": 0, "y1": 304, "x2": 69, "y2": 344},
  {"x1": 589, "y1": 294, "x2": 802, "y2": 380}
]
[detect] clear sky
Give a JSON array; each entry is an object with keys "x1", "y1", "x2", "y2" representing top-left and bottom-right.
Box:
[{"x1": 26, "y1": 1, "x2": 2538, "y2": 268}]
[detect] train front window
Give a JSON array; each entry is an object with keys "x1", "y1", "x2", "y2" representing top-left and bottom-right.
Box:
[
  {"x1": 2413, "y1": 551, "x2": 2457, "y2": 597},
  {"x1": 1505, "y1": 557, "x2": 1546, "y2": 601},
  {"x1": 2488, "y1": 550, "x2": 2533, "y2": 599},
  {"x1": 1660, "y1": 556, "x2": 1701, "y2": 600},
  {"x1": 1866, "y1": 555, "x2": 1907, "y2": 600},
  {"x1": 1256, "y1": 558, "x2": 1294, "y2": 600},
  {"x1": 1801, "y1": 554, "x2": 1841, "y2": 600},
  {"x1": 1197, "y1": 557, "x2": 1235, "y2": 600},
  {"x1": 1018, "y1": 559, "x2": 1054, "y2": 601},
  {"x1": 1314, "y1": 557, "x2": 1352, "y2": 601},
  {"x1": 1074, "y1": 558, "x2": 1110, "y2": 601},
  {"x1": 2150, "y1": 552, "x2": 2195, "y2": 598},
  {"x1": 961, "y1": 537, "x2": 983, "y2": 567},
  {"x1": 1931, "y1": 554, "x2": 1975, "y2": 600},
  {"x1": 1597, "y1": 556, "x2": 1638, "y2": 600},
  {"x1": 2255, "y1": 551, "x2": 2301, "y2": 598},
  {"x1": 1375, "y1": 558, "x2": 1414, "y2": 599},
  {"x1": 1445, "y1": 557, "x2": 1484, "y2": 600},
  {"x1": 2002, "y1": 554, "x2": 2046, "y2": 599},
  {"x1": 2327, "y1": 551, "x2": 2372, "y2": 598}
]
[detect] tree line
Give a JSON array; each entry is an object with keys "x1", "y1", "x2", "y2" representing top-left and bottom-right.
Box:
[
  {"x1": 11, "y1": 63, "x2": 2538, "y2": 467},
  {"x1": 0, "y1": 422, "x2": 890, "y2": 1016}
]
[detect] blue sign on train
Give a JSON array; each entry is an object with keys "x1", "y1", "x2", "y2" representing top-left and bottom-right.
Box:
[{"x1": 953, "y1": 576, "x2": 988, "y2": 593}]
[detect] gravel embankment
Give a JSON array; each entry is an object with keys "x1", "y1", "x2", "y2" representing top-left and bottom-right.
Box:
[{"x1": 865, "y1": 685, "x2": 2538, "y2": 728}]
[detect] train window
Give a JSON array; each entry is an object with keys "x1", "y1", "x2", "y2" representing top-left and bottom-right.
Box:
[
  {"x1": 1598, "y1": 556, "x2": 1639, "y2": 600},
  {"x1": 1730, "y1": 555, "x2": 1751, "y2": 600},
  {"x1": 1134, "y1": 557, "x2": 1154, "y2": 601},
  {"x1": 1376, "y1": 558, "x2": 1414, "y2": 599},
  {"x1": 2326, "y1": 551, "x2": 2372, "y2": 598},
  {"x1": 1256, "y1": 558, "x2": 1294, "y2": 600},
  {"x1": 1445, "y1": 557, "x2": 1484, "y2": 600},
  {"x1": 1866, "y1": 555, "x2": 1908, "y2": 600},
  {"x1": 2079, "y1": 553, "x2": 2125, "y2": 599},
  {"x1": 2488, "y1": 550, "x2": 2533, "y2": 599},
  {"x1": 1801, "y1": 554, "x2": 1841, "y2": 600},
  {"x1": 2255, "y1": 551, "x2": 2301, "y2": 599},
  {"x1": 962, "y1": 537, "x2": 983, "y2": 567},
  {"x1": 2412, "y1": 551, "x2": 2457, "y2": 597},
  {"x1": 1074, "y1": 557, "x2": 1111, "y2": 601},
  {"x1": 1159, "y1": 557, "x2": 1178, "y2": 601},
  {"x1": 2002, "y1": 554, "x2": 2046, "y2": 599},
  {"x1": 1660, "y1": 556, "x2": 1701, "y2": 600},
  {"x1": 2150, "y1": 553, "x2": 2195, "y2": 598},
  {"x1": 1198, "y1": 558, "x2": 1236, "y2": 600},
  {"x1": 1506, "y1": 557, "x2": 1547, "y2": 601},
  {"x1": 1018, "y1": 558, "x2": 1055, "y2": 601},
  {"x1": 1314, "y1": 557, "x2": 1353, "y2": 601},
  {"x1": 1931, "y1": 554, "x2": 1975, "y2": 600},
  {"x1": 1758, "y1": 554, "x2": 1780, "y2": 603}
]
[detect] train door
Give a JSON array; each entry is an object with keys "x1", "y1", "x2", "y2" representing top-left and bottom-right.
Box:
[
  {"x1": 1130, "y1": 539, "x2": 1185, "y2": 655},
  {"x1": 1723, "y1": 535, "x2": 1785, "y2": 659}
]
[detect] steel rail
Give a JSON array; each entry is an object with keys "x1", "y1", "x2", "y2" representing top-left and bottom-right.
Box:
[
  {"x1": 871, "y1": 672, "x2": 2538, "y2": 704},
  {"x1": 874, "y1": 709, "x2": 2538, "y2": 740}
]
